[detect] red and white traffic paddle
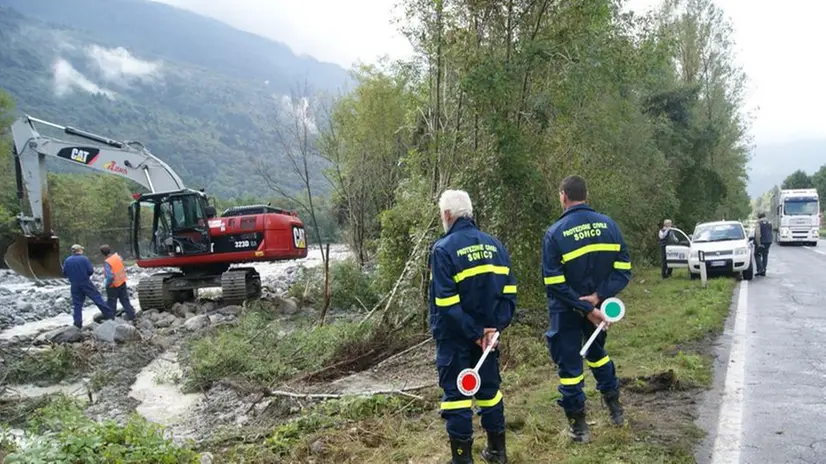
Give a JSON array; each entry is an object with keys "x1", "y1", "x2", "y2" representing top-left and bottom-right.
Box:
[{"x1": 457, "y1": 331, "x2": 500, "y2": 397}]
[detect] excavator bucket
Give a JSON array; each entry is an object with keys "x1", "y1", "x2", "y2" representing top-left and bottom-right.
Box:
[{"x1": 3, "y1": 235, "x2": 64, "y2": 280}]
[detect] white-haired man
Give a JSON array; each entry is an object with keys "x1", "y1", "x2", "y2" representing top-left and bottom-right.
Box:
[
  {"x1": 428, "y1": 189, "x2": 517, "y2": 463},
  {"x1": 658, "y1": 219, "x2": 673, "y2": 279}
]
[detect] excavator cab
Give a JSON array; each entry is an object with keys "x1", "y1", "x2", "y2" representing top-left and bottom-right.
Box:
[
  {"x1": 131, "y1": 189, "x2": 213, "y2": 259},
  {"x1": 3, "y1": 233, "x2": 63, "y2": 280}
]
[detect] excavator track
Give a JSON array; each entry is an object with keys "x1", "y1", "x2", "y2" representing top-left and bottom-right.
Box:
[
  {"x1": 136, "y1": 272, "x2": 179, "y2": 311},
  {"x1": 221, "y1": 267, "x2": 261, "y2": 306}
]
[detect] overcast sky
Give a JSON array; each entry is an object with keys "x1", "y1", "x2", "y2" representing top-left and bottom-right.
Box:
[{"x1": 152, "y1": 0, "x2": 825, "y2": 146}]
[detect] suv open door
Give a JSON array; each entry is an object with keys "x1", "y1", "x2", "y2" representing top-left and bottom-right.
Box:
[{"x1": 665, "y1": 228, "x2": 691, "y2": 269}]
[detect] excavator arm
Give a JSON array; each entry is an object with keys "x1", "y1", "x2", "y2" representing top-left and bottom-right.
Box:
[{"x1": 5, "y1": 114, "x2": 187, "y2": 279}]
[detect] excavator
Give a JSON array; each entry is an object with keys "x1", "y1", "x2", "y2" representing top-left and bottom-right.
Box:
[{"x1": 4, "y1": 114, "x2": 309, "y2": 310}]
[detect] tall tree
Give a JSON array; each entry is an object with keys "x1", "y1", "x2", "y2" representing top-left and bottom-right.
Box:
[
  {"x1": 255, "y1": 82, "x2": 334, "y2": 323},
  {"x1": 781, "y1": 170, "x2": 813, "y2": 189},
  {"x1": 811, "y1": 165, "x2": 826, "y2": 209},
  {"x1": 318, "y1": 63, "x2": 414, "y2": 266}
]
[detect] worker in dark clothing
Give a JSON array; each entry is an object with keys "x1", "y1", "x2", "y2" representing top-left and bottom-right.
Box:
[
  {"x1": 63, "y1": 244, "x2": 114, "y2": 328},
  {"x1": 658, "y1": 219, "x2": 673, "y2": 279},
  {"x1": 430, "y1": 189, "x2": 517, "y2": 463},
  {"x1": 541, "y1": 176, "x2": 632, "y2": 443},
  {"x1": 753, "y1": 212, "x2": 773, "y2": 276},
  {"x1": 100, "y1": 244, "x2": 137, "y2": 321}
]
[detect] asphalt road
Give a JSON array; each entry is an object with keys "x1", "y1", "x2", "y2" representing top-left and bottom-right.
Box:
[{"x1": 696, "y1": 238, "x2": 826, "y2": 464}]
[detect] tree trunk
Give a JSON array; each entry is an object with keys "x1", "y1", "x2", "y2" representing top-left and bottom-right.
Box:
[{"x1": 319, "y1": 242, "x2": 331, "y2": 325}]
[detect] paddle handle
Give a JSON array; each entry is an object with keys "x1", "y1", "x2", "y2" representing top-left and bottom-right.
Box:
[
  {"x1": 473, "y1": 331, "x2": 500, "y2": 372},
  {"x1": 580, "y1": 321, "x2": 606, "y2": 357}
]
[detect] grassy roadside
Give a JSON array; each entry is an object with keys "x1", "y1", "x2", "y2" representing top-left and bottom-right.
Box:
[
  {"x1": 820, "y1": 228, "x2": 825, "y2": 238},
  {"x1": 213, "y1": 267, "x2": 737, "y2": 463}
]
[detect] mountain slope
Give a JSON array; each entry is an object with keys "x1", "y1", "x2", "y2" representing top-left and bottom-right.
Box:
[
  {"x1": 0, "y1": 0, "x2": 350, "y2": 94},
  {"x1": 0, "y1": 2, "x2": 348, "y2": 199}
]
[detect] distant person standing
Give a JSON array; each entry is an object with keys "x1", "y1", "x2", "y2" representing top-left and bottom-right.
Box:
[
  {"x1": 63, "y1": 244, "x2": 114, "y2": 328},
  {"x1": 753, "y1": 212, "x2": 773, "y2": 276},
  {"x1": 658, "y1": 219, "x2": 673, "y2": 279},
  {"x1": 100, "y1": 244, "x2": 137, "y2": 321}
]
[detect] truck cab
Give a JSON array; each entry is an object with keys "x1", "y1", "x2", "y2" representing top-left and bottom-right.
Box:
[{"x1": 771, "y1": 189, "x2": 820, "y2": 246}]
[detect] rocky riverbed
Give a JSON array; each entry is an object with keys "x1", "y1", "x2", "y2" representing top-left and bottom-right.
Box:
[
  {"x1": 0, "y1": 244, "x2": 357, "y2": 450},
  {"x1": 0, "y1": 245, "x2": 350, "y2": 335}
]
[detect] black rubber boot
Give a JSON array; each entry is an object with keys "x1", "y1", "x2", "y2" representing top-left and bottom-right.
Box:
[
  {"x1": 480, "y1": 430, "x2": 507, "y2": 463},
  {"x1": 566, "y1": 409, "x2": 590, "y2": 443},
  {"x1": 603, "y1": 390, "x2": 625, "y2": 426},
  {"x1": 449, "y1": 437, "x2": 474, "y2": 464}
]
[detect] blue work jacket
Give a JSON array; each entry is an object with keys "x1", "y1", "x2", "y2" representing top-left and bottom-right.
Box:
[
  {"x1": 429, "y1": 217, "x2": 517, "y2": 342},
  {"x1": 541, "y1": 203, "x2": 632, "y2": 314},
  {"x1": 62, "y1": 254, "x2": 95, "y2": 287}
]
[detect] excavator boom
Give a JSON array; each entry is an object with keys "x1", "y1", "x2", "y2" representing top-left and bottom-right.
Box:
[{"x1": 5, "y1": 115, "x2": 186, "y2": 279}]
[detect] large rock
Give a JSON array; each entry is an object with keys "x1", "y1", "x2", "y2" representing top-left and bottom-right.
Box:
[
  {"x1": 93, "y1": 321, "x2": 119, "y2": 343},
  {"x1": 184, "y1": 314, "x2": 211, "y2": 331},
  {"x1": 35, "y1": 326, "x2": 83, "y2": 344},
  {"x1": 168, "y1": 302, "x2": 198, "y2": 317},
  {"x1": 93, "y1": 320, "x2": 141, "y2": 344},
  {"x1": 114, "y1": 324, "x2": 141, "y2": 343},
  {"x1": 280, "y1": 297, "x2": 299, "y2": 315},
  {"x1": 218, "y1": 305, "x2": 243, "y2": 317},
  {"x1": 154, "y1": 313, "x2": 177, "y2": 328},
  {"x1": 199, "y1": 301, "x2": 217, "y2": 314},
  {"x1": 170, "y1": 303, "x2": 187, "y2": 318},
  {"x1": 135, "y1": 317, "x2": 155, "y2": 332}
]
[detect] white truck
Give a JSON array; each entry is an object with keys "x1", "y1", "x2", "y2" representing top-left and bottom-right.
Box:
[{"x1": 769, "y1": 188, "x2": 821, "y2": 246}]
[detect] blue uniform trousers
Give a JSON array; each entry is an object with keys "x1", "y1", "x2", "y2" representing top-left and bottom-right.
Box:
[
  {"x1": 106, "y1": 284, "x2": 137, "y2": 320},
  {"x1": 436, "y1": 339, "x2": 505, "y2": 440},
  {"x1": 546, "y1": 310, "x2": 619, "y2": 413},
  {"x1": 71, "y1": 283, "x2": 114, "y2": 328}
]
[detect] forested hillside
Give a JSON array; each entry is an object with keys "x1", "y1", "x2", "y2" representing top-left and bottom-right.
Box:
[{"x1": 0, "y1": 0, "x2": 350, "y2": 199}]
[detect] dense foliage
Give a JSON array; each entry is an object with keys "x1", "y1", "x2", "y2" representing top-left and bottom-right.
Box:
[
  {"x1": 2, "y1": 395, "x2": 199, "y2": 463},
  {"x1": 321, "y1": 0, "x2": 752, "y2": 308}
]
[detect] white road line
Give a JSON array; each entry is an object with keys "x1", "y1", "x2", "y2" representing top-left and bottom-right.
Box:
[
  {"x1": 804, "y1": 245, "x2": 826, "y2": 256},
  {"x1": 710, "y1": 280, "x2": 748, "y2": 464}
]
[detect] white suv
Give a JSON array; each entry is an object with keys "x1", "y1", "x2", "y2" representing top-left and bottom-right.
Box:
[{"x1": 664, "y1": 220, "x2": 754, "y2": 280}]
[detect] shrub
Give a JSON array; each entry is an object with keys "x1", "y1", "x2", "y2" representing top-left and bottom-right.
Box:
[
  {"x1": 4, "y1": 395, "x2": 199, "y2": 463},
  {"x1": 288, "y1": 258, "x2": 380, "y2": 311}
]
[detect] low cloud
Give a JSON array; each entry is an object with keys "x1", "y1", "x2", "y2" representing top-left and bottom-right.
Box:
[
  {"x1": 52, "y1": 59, "x2": 115, "y2": 98},
  {"x1": 278, "y1": 94, "x2": 318, "y2": 134},
  {"x1": 85, "y1": 45, "x2": 162, "y2": 85}
]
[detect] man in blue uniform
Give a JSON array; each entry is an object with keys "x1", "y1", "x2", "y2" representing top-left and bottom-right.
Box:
[
  {"x1": 753, "y1": 212, "x2": 773, "y2": 276},
  {"x1": 429, "y1": 189, "x2": 517, "y2": 463},
  {"x1": 63, "y1": 244, "x2": 114, "y2": 328},
  {"x1": 541, "y1": 176, "x2": 632, "y2": 443}
]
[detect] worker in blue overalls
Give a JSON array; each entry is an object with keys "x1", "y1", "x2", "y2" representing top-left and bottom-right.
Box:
[
  {"x1": 429, "y1": 189, "x2": 517, "y2": 463},
  {"x1": 62, "y1": 244, "x2": 114, "y2": 328},
  {"x1": 541, "y1": 175, "x2": 632, "y2": 443}
]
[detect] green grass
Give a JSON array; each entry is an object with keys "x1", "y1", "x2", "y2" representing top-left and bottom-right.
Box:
[
  {"x1": 2, "y1": 395, "x2": 200, "y2": 463},
  {"x1": 216, "y1": 267, "x2": 737, "y2": 463},
  {"x1": 2, "y1": 345, "x2": 92, "y2": 385},
  {"x1": 181, "y1": 301, "x2": 416, "y2": 392},
  {"x1": 820, "y1": 228, "x2": 825, "y2": 238}
]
